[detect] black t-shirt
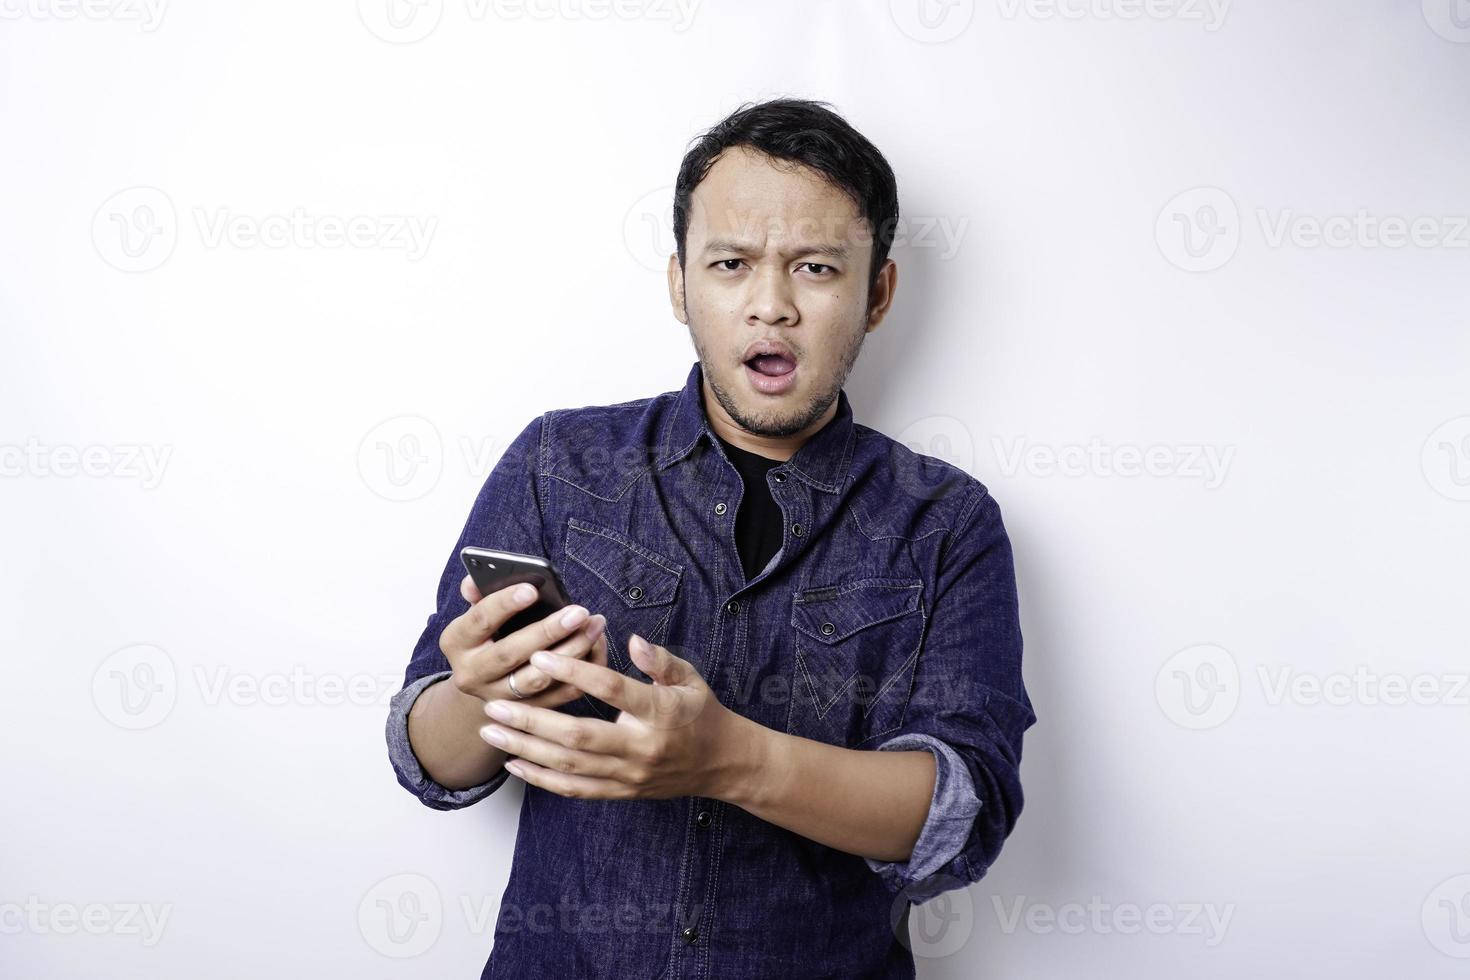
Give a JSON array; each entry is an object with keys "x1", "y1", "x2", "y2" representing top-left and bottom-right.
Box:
[{"x1": 712, "y1": 432, "x2": 784, "y2": 583}]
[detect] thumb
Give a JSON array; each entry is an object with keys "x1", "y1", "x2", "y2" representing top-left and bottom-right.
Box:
[{"x1": 629, "y1": 633, "x2": 688, "y2": 686}]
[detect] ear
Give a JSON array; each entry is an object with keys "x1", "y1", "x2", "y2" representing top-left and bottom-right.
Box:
[
  {"x1": 667, "y1": 253, "x2": 688, "y2": 324},
  {"x1": 865, "y1": 257, "x2": 898, "y2": 331}
]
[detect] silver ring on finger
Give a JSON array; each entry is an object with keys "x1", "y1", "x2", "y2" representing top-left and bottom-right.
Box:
[{"x1": 507, "y1": 670, "x2": 529, "y2": 700}]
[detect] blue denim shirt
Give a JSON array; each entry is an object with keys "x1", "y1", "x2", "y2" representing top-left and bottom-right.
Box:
[{"x1": 385, "y1": 359, "x2": 1035, "y2": 979}]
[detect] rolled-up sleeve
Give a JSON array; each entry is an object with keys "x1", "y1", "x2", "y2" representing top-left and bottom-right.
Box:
[
  {"x1": 864, "y1": 484, "x2": 1036, "y2": 902},
  {"x1": 386, "y1": 670, "x2": 512, "y2": 809},
  {"x1": 385, "y1": 412, "x2": 549, "y2": 810}
]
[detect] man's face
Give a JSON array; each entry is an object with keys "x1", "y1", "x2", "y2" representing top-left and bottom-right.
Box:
[{"x1": 668, "y1": 146, "x2": 895, "y2": 441}]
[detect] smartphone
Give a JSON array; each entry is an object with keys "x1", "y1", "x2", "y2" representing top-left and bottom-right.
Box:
[{"x1": 460, "y1": 547, "x2": 572, "y2": 641}]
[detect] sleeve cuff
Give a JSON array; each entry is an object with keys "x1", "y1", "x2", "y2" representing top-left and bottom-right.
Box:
[
  {"x1": 863, "y1": 732, "x2": 981, "y2": 901},
  {"x1": 385, "y1": 670, "x2": 510, "y2": 810}
]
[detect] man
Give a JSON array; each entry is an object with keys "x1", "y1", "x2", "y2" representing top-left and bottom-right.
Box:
[{"x1": 385, "y1": 97, "x2": 1035, "y2": 979}]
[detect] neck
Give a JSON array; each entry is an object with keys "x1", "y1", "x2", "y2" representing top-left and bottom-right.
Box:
[{"x1": 701, "y1": 380, "x2": 836, "y2": 463}]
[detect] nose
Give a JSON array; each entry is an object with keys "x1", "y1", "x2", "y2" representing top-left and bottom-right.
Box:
[{"x1": 744, "y1": 262, "x2": 798, "y2": 327}]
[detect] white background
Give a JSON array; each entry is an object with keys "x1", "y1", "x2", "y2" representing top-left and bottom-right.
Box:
[{"x1": 2, "y1": 1, "x2": 1467, "y2": 977}]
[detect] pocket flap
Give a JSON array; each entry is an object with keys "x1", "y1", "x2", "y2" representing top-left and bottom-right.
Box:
[
  {"x1": 565, "y1": 518, "x2": 682, "y2": 608},
  {"x1": 791, "y1": 578, "x2": 922, "y2": 644}
]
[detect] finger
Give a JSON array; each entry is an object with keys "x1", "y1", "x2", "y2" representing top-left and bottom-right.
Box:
[
  {"x1": 551, "y1": 612, "x2": 604, "y2": 659},
  {"x1": 460, "y1": 573, "x2": 483, "y2": 605},
  {"x1": 482, "y1": 697, "x2": 628, "y2": 756},
  {"x1": 489, "y1": 601, "x2": 593, "y2": 665},
  {"x1": 440, "y1": 582, "x2": 541, "y2": 656},
  {"x1": 479, "y1": 719, "x2": 628, "y2": 781},
  {"x1": 534, "y1": 676, "x2": 590, "y2": 710},
  {"x1": 527, "y1": 648, "x2": 652, "y2": 717},
  {"x1": 502, "y1": 757, "x2": 636, "y2": 800},
  {"x1": 627, "y1": 633, "x2": 693, "y2": 686},
  {"x1": 586, "y1": 625, "x2": 609, "y2": 670},
  {"x1": 493, "y1": 614, "x2": 605, "y2": 701},
  {"x1": 501, "y1": 668, "x2": 587, "y2": 710},
  {"x1": 527, "y1": 636, "x2": 610, "y2": 709}
]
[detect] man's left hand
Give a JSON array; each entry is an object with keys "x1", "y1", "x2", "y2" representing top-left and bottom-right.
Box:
[{"x1": 478, "y1": 632, "x2": 746, "y2": 801}]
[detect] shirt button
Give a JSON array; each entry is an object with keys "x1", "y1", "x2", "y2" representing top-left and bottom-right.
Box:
[
  {"x1": 682, "y1": 925, "x2": 699, "y2": 944},
  {"x1": 713, "y1": 501, "x2": 727, "y2": 515},
  {"x1": 696, "y1": 809, "x2": 712, "y2": 827},
  {"x1": 820, "y1": 622, "x2": 835, "y2": 636},
  {"x1": 772, "y1": 471, "x2": 786, "y2": 484},
  {"x1": 792, "y1": 522, "x2": 805, "y2": 537},
  {"x1": 724, "y1": 600, "x2": 740, "y2": 615},
  {"x1": 627, "y1": 585, "x2": 643, "y2": 601}
]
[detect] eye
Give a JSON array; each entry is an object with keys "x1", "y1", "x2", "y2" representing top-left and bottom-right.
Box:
[
  {"x1": 800, "y1": 262, "x2": 834, "y2": 275},
  {"x1": 711, "y1": 258, "x2": 743, "y2": 271}
]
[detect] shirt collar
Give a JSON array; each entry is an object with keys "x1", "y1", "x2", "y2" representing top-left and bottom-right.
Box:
[{"x1": 656, "y1": 359, "x2": 855, "y2": 494}]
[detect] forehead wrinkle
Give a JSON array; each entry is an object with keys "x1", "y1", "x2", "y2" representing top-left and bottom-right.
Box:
[
  {"x1": 687, "y1": 154, "x2": 864, "y2": 256},
  {"x1": 700, "y1": 237, "x2": 851, "y2": 261}
]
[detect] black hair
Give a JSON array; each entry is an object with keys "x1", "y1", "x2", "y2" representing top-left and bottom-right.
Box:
[{"x1": 672, "y1": 98, "x2": 900, "y2": 297}]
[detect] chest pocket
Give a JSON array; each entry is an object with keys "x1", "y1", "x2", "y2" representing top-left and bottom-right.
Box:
[
  {"x1": 562, "y1": 517, "x2": 684, "y2": 686},
  {"x1": 787, "y1": 577, "x2": 925, "y2": 747}
]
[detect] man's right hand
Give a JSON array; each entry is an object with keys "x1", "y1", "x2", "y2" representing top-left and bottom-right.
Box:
[{"x1": 437, "y1": 575, "x2": 607, "y2": 709}]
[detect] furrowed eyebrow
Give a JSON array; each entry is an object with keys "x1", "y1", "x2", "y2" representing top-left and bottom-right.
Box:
[{"x1": 702, "y1": 238, "x2": 850, "y2": 261}]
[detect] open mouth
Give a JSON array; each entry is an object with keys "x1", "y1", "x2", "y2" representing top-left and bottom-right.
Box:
[
  {"x1": 744, "y1": 352, "x2": 797, "y2": 377},
  {"x1": 742, "y1": 352, "x2": 798, "y2": 394}
]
